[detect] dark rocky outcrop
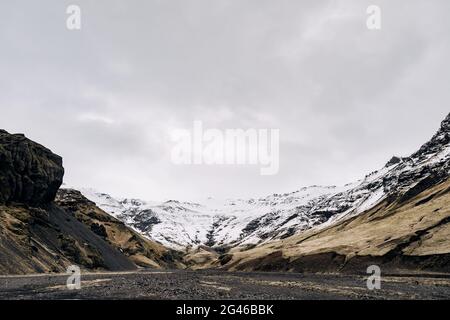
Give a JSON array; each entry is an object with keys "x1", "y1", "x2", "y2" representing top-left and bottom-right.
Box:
[
  {"x1": 0, "y1": 130, "x2": 64, "y2": 205},
  {"x1": 385, "y1": 156, "x2": 403, "y2": 167},
  {"x1": 411, "y1": 113, "x2": 450, "y2": 161}
]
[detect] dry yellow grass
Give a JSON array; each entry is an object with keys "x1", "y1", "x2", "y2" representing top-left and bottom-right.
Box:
[
  {"x1": 225, "y1": 178, "x2": 450, "y2": 271},
  {"x1": 183, "y1": 247, "x2": 220, "y2": 270}
]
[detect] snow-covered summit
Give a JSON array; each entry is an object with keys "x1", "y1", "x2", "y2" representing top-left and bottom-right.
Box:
[{"x1": 69, "y1": 113, "x2": 450, "y2": 250}]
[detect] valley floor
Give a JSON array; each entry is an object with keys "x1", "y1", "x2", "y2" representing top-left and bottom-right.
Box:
[{"x1": 0, "y1": 270, "x2": 449, "y2": 300}]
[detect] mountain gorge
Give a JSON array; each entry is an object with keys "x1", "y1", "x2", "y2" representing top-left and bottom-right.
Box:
[
  {"x1": 79, "y1": 113, "x2": 450, "y2": 268},
  {"x1": 1, "y1": 113, "x2": 449, "y2": 275}
]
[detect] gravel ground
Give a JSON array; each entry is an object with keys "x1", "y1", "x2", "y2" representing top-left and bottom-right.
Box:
[{"x1": 0, "y1": 270, "x2": 449, "y2": 300}]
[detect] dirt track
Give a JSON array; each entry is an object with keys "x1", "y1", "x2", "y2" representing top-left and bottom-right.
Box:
[{"x1": 0, "y1": 270, "x2": 449, "y2": 300}]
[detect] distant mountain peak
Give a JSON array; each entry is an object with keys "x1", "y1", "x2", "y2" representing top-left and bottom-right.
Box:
[{"x1": 77, "y1": 113, "x2": 450, "y2": 250}]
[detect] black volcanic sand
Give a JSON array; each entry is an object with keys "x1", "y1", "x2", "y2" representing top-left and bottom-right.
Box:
[{"x1": 0, "y1": 270, "x2": 449, "y2": 300}]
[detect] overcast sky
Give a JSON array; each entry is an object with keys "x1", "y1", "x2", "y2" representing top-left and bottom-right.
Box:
[{"x1": 1, "y1": 0, "x2": 449, "y2": 201}]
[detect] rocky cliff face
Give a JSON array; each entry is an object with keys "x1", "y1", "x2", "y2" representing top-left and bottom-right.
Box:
[
  {"x1": 0, "y1": 130, "x2": 64, "y2": 205},
  {"x1": 411, "y1": 113, "x2": 450, "y2": 161}
]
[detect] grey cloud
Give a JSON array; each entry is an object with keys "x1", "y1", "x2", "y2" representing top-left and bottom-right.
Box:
[{"x1": 0, "y1": 0, "x2": 449, "y2": 200}]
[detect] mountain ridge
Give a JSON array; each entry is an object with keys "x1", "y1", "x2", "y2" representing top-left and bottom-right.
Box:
[{"x1": 77, "y1": 113, "x2": 450, "y2": 252}]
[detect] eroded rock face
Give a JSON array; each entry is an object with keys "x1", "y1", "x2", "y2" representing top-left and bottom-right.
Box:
[
  {"x1": 0, "y1": 129, "x2": 64, "y2": 205},
  {"x1": 411, "y1": 112, "x2": 450, "y2": 161}
]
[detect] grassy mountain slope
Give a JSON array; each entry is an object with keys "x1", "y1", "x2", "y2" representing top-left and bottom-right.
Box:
[
  {"x1": 218, "y1": 178, "x2": 450, "y2": 273},
  {"x1": 55, "y1": 189, "x2": 184, "y2": 270},
  {"x1": 0, "y1": 191, "x2": 185, "y2": 275}
]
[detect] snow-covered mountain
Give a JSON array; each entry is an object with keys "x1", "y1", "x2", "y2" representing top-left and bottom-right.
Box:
[
  {"x1": 78, "y1": 185, "x2": 344, "y2": 250},
  {"x1": 73, "y1": 114, "x2": 450, "y2": 250}
]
